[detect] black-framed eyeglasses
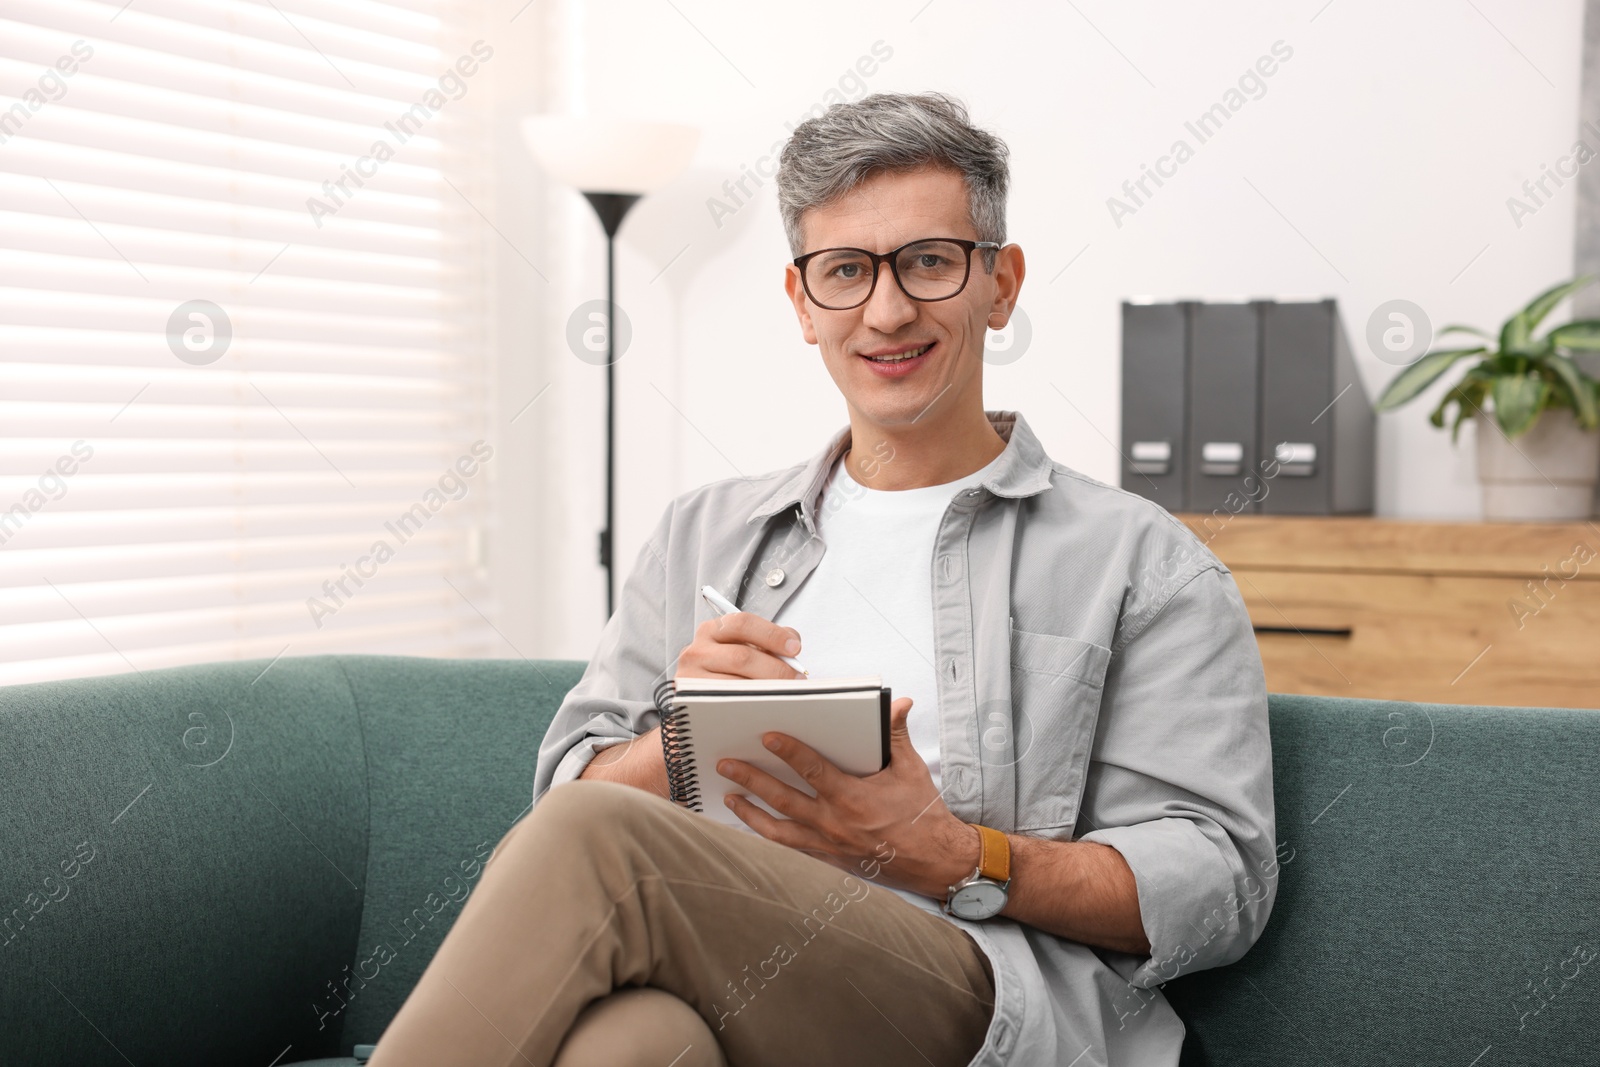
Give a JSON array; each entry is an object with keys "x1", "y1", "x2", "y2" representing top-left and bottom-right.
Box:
[{"x1": 793, "y1": 237, "x2": 1001, "y2": 311}]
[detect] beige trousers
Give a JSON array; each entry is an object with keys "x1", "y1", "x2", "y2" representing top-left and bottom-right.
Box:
[{"x1": 367, "y1": 779, "x2": 996, "y2": 1067}]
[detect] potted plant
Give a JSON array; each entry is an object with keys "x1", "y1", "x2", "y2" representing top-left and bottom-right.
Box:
[{"x1": 1374, "y1": 275, "x2": 1600, "y2": 521}]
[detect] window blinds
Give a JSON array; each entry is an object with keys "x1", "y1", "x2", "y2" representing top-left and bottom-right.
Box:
[{"x1": 0, "y1": 0, "x2": 500, "y2": 687}]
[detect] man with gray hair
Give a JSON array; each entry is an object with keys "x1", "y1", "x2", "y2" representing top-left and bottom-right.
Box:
[{"x1": 371, "y1": 91, "x2": 1277, "y2": 1067}]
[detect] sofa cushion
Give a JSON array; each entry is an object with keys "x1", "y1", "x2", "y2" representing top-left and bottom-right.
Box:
[
  {"x1": 0, "y1": 658, "x2": 368, "y2": 1066},
  {"x1": 1164, "y1": 694, "x2": 1599, "y2": 1065},
  {"x1": 325, "y1": 656, "x2": 582, "y2": 1050}
]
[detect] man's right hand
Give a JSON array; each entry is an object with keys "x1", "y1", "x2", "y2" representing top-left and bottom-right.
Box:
[
  {"x1": 578, "y1": 613, "x2": 804, "y2": 795},
  {"x1": 675, "y1": 613, "x2": 805, "y2": 680}
]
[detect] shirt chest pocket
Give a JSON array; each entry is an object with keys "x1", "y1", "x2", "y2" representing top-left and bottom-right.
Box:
[{"x1": 1003, "y1": 626, "x2": 1112, "y2": 837}]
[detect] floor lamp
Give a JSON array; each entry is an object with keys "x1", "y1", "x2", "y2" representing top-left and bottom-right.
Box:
[{"x1": 520, "y1": 116, "x2": 699, "y2": 618}]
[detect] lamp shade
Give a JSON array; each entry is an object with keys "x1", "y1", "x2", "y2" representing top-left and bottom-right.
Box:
[{"x1": 520, "y1": 115, "x2": 700, "y2": 194}]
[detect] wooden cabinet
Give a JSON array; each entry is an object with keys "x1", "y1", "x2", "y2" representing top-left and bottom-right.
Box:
[{"x1": 1175, "y1": 514, "x2": 1600, "y2": 709}]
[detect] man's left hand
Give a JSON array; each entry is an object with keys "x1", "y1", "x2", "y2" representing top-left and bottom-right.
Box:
[{"x1": 716, "y1": 696, "x2": 980, "y2": 898}]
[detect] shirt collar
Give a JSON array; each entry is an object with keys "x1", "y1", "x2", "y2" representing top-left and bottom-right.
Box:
[{"x1": 746, "y1": 409, "x2": 1055, "y2": 531}]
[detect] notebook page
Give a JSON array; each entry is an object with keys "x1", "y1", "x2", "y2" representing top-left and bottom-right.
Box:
[{"x1": 674, "y1": 686, "x2": 887, "y2": 829}]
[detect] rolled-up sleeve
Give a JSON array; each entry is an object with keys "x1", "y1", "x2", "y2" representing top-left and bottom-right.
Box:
[
  {"x1": 531, "y1": 504, "x2": 675, "y2": 802},
  {"x1": 1075, "y1": 563, "x2": 1278, "y2": 988}
]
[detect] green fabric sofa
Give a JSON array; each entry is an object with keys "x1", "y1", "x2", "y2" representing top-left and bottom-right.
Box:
[{"x1": 2, "y1": 655, "x2": 1594, "y2": 1066}]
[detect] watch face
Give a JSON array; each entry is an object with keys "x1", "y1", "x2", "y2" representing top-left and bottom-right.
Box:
[{"x1": 949, "y1": 880, "x2": 1008, "y2": 920}]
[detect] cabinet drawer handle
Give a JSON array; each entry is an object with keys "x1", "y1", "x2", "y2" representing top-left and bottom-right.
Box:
[{"x1": 1252, "y1": 624, "x2": 1353, "y2": 637}]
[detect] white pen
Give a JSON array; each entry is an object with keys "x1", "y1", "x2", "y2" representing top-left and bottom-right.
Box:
[{"x1": 700, "y1": 584, "x2": 810, "y2": 677}]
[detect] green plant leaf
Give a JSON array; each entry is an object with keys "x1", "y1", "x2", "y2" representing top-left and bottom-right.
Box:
[
  {"x1": 1374, "y1": 347, "x2": 1487, "y2": 411},
  {"x1": 1437, "y1": 323, "x2": 1494, "y2": 341},
  {"x1": 1522, "y1": 274, "x2": 1597, "y2": 331},
  {"x1": 1481, "y1": 351, "x2": 1516, "y2": 373},
  {"x1": 1500, "y1": 310, "x2": 1534, "y2": 355},
  {"x1": 1491, "y1": 376, "x2": 1548, "y2": 437},
  {"x1": 1432, "y1": 378, "x2": 1489, "y2": 444},
  {"x1": 1548, "y1": 319, "x2": 1600, "y2": 350},
  {"x1": 1428, "y1": 390, "x2": 1449, "y2": 427},
  {"x1": 1542, "y1": 352, "x2": 1599, "y2": 428},
  {"x1": 1431, "y1": 385, "x2": 1463, "y2": 429}
]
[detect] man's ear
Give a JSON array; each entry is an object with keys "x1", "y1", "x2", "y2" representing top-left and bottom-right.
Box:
[
  {"x1": 984, "y1": 243, "x2": 1026, "y2": 330},
  {"x1": 784, "y1": 264, "x2": 819, "y2": 345}
]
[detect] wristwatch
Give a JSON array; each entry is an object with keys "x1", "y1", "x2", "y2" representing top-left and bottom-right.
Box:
[{"x1": 943, "y1": 823, "x2": 1011, "y2": 921}]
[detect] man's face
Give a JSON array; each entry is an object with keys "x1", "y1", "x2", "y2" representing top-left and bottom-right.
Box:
[{"x1": 784, "y1": 166, "x2": 1023, "y2": 432}]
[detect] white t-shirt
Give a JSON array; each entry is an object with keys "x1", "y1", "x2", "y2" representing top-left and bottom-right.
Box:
[{"x1": 772, "y1": 447, "x2": 1004, "y2": 792}]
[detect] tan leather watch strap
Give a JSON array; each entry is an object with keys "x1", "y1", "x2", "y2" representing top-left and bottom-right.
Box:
[{"x1": 974, "y1": 823, "x2": 1010, "y2": 883}]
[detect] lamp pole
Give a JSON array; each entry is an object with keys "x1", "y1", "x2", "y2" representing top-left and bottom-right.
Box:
[
  {"x1": 520, "y1": 115, "x2": 699, "y2": 621},
  {"x1": 580, "y1": 191, "x2": 640, "y2": 619}
]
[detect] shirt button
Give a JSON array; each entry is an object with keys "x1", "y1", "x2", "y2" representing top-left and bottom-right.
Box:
[
  {"x1": 965, "y1": 488, "x2": 981, "y2": 499},
  {"x1": 765, "y1": 568, "x2": 785, "y2": 587}
]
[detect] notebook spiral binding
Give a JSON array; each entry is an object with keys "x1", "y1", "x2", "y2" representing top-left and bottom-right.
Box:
[{"x1": 654, "y1": 678, "x2": 701, "y2": 811}]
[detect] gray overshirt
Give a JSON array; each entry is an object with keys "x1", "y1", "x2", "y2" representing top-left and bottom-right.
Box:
[{"x1": 533, "y1": 410, "x2": 1279, "y2": 1066}]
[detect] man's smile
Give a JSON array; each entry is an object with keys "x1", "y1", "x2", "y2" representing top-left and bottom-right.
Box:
[{"x1": 859, "y1": 340, "x2": 936, "y2": 376}]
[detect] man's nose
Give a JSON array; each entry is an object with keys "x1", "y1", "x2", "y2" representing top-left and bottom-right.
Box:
[{"x1": 860, "y1": 265, "x2": 918, "y2": 332}]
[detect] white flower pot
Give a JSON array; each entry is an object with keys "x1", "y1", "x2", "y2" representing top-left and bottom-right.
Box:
[{"x1": 1475, "y1": 407, "x2": 1600, "y2": 521}]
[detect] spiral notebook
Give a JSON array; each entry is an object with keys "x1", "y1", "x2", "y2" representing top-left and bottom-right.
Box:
[{"x1": 654, "y1": 676, "x2": 891, "y2": 828}]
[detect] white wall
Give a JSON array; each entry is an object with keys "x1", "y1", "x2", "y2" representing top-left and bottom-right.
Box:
[{"x1": 485, "y1": 0, "x2": 1584, "y2": 660}]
